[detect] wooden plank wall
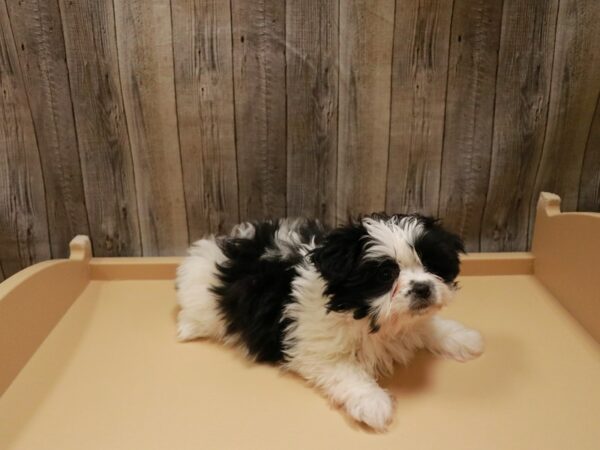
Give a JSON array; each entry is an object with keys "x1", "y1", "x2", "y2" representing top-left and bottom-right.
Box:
[
  {"x1": 481, "y1": 0, "x2": 559, "y2": 251},
  {"x1": 1, "y1": 0, "x2": 599, "y2": 277}
]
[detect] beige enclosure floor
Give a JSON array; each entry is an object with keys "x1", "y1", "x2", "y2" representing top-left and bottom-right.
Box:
[{"x1": 1, "y1": 275, "x2": 599, "y2": 450}]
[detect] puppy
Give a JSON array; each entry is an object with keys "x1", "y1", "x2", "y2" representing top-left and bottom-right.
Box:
[{"x1": 176, "y1": 215, "x2": 484, "y2": 430}]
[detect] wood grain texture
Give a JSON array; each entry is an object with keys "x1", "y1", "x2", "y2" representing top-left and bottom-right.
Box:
[
  {"x1": 386, "y1": 0, "x2": 453, "y2": 216},
  {"x1": 5, "y1": 0, "x2": 89, "y2": 258},
  {"x1": 114, "y1": 0, "x2": 188, "y2": 255},
  {"x1": 59, "y1": 0, "x2": 141, "y2": 256},
  {"x1": 480, "y1": 0, "x2": 559, "y2": 251},
  {"x1": 286, "y1": 0, "x2": 338, "y2": 225},
  {"x1": 231, "y1": 0, "x2": 287, "y2": 221},
  {"x1": 579, "y1": 93, "x2": 600, "y2": 212},
  {"x1": 1, "y1": 0, "x2": 600, "y2": 268},
  {"x1": 338, "y1": 0, "x2": 394, "y2": 220},
  {"x1": 437, "y1": 0, "x2": 502, "y2": 251},
  {"x1": 0, "y1": 0, "x2": 51, "y2": 276},
  {"x1": 171, "y1": 0, "x2": 239, "y2": 240},
  {"x1": 532, "y1": 0, "x2": 600, "y2": 221}
]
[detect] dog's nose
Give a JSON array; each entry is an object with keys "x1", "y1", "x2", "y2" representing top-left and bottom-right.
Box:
[{"x1": 411, "y1": 281, "x2": 432, "y2": 299}]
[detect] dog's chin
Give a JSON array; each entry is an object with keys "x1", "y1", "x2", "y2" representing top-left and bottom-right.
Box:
[
  {"x1": 408, "y1": 301, "x2": 443, "y2": 317},
  {"x1": 380, "y1": 299, "x2": 442, "y2": 324}
]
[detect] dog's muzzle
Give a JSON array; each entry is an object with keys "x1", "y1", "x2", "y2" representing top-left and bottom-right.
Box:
[{"x1": 409, "y1": 281, "x2": 434, "y2": 311}]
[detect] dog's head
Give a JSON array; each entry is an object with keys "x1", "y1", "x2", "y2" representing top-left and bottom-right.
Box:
[{"x1": 310, "y1": 214, "x2": 464, "y2": 331}]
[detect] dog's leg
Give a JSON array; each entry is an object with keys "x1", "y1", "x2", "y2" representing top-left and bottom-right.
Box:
[
  {"x1": 420, "y1": 315, "x2": 484, "y2": 362},
  {"x1": 294, "y1": 362, "x2": 394, "y2": 430},
  {"x1": 177, "y1": 309, "x2": 212, "y2": 341}
]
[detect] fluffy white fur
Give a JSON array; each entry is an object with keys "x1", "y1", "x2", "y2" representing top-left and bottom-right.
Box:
[{"x1": 176, "y1": 218, "x2": 484, "y2": 431}]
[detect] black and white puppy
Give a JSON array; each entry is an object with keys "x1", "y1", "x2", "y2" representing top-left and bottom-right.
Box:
[{"x1": 176, "y1": 215, "x2": 484, "y2": 430}]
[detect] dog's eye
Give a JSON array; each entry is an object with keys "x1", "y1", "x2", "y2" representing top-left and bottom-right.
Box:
[{"x1": 378, "y1": 266, "x2": 398, "y2": 282}]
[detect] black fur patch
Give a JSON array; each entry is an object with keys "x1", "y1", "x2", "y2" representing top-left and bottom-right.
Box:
[
  {"x1": 414, "y1": 220, "x2": 464, "y2": 283},
  {"x1": 310, "y1": 222, "x2": 399, "y2": 329},
  {"x1": 211, "y1": 219, "x2": 326, "y2": 363}
]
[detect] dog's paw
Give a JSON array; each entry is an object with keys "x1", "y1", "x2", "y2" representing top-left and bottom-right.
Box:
[
  {"x1": 440, "y1": 328, "x2": 484, "y2": 362},
  {"x1": 176, "y1": 319, "x2": 201, "y2": 341},
  {"x1": 345, "y1": 388, "x2": 394, "y2": 431}
]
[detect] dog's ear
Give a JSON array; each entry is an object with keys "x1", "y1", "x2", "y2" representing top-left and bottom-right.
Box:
[
  {"x1": 414, "y1": 218, "x2": 466, "y2": 282},
  {"x1": 426, "y1": 217, "x2": 465, "y2": 254},
  {"x1": 449, "y1": 231, "x2": 465, "y2": 254},
  {"x1": 310, "y1": 222, "x2": 367, "y2": 282}
]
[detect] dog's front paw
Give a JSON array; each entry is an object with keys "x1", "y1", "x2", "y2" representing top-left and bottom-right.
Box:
[
  {"x1": 439, "y1": 328, "x2": 484, "y2": 362},
  {"x1": 176, "y1": 314, "x2": 203, "y2": 342},
  {"x1": 345, "y1": 388, "x2": 394, "y2": 431}
]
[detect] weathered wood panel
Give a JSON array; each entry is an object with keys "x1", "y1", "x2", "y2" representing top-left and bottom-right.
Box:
[
  {"x1": 59, "y1": 0, "x2": 141, "y2": 256},
  {"x1": 0, "y1": 0, "x2": 599, "y2": 277},
  {"x1": 481, "y1": 0, "x2": 559, "y2": 251},
  {"x1": 437, "y1": 0, "x2": 503, "y2": 251},
  {"x1": 579, "y1": 94, "x2": 600, "y2": 212},
  {"x1": 5, "y1": 0, "x2": 90, "y2": 258},
  {"x1": 386, "y1": 0, "x2": 453, "y2": 216},
  {"x1": 0, "y1": 0, "x2": 51, "y2": 275},
  {"x1": 231, "y1": 0, "x2": 287, "y2": 221},
  {"x1": 172, "y1": 0, "x2": 239, "y2": 240},
  {"x1": 532, "y1": 0, "x2": 600, "y2": 223},
  {"x1": 114, "y1": 0, "x2": 188, "y2": 255},
  {"x1": 286, "y1": 0, "x2": 338, "y2": 225},
  {"x1": 338, "y1": 0, "x2": 394, "y2": 220}
]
